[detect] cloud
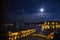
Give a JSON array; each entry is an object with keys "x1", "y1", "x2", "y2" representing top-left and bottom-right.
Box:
[
  {"x1": 28, "y1": 12, "x2": 51, "y2": 18},
  {"x1": 21, "y1": 12, "x2": 52, "y2": 23}
]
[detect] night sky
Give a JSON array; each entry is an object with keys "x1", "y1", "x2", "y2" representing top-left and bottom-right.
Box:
[{"x1": 1, "y1": 0, "x2": 60, "y2": 23}]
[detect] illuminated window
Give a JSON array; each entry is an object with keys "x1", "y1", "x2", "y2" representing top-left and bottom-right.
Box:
[
  {"x1": 41, "y1": 25, "x2": 44, "y2": 30},
  {"x1": 52, "y1": 22, "x2": 54, "y2": 24},
  {"x1": 44, "y1": 22, "x2": 46, "y2": 24},
  {"x1": 48, "y1": 22, "x2": 50, "y2": 25},
  {"x1": 56, "y1": 22, "x2": 57, "y2": 24},
  {"x1": 56, "y1": 25, "x2": 60, "y2": 28},
  {"x1": 52, "y1": 25, "x2": 55, "y2": 29},
  {"x1": 14, "y1": 36, "x2": 17, "y2": 39},
  {"x1": 44, "y1": 25, "x2": 50, "y2": 29}
]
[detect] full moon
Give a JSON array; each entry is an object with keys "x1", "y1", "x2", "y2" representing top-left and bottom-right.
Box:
[{"x1": 40, "y1": 8, "x2": 44, "y2": 12}]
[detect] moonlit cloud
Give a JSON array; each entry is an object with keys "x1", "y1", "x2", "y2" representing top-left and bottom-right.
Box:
[
  {"x1": 3, "y1": 0, "x2": 60, "y2": 23},
  {"x1": 30, "y1": 12, "x2": 51, "y2": 18},
  {"x1": 21, "y1": 12, "x2": 52, "y2": 23}
]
